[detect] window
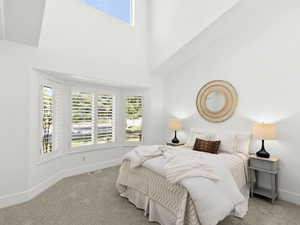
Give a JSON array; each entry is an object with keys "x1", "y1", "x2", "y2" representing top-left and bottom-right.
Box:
[
  {"x1": 72, "y1": 91, "x2": 94, "y2": 147},
  {"x1": 82, "y1": 0, "x2": 133, "y2": 24},
  {"x1": 71, "y1": 91, "x2": 116, "y2": 148},
  {"x1": 39, "y1": 75, "x2": 145, "y2": 157},
  {"x1": 41, "y1": 86, "x2": 54, "y2": 154},
  {"x1": 97, "y1": 95, "x2": 115, "y2": 144},
  {"x1": 40, "y1": 79, "x2": 64, "y2": 157},
  {"x1": 125, "y1": 96, "x2": 143, "y2": 142}
]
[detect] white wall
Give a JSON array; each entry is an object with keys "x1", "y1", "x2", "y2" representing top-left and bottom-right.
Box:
[
  {"x1": 149, "y1": 0, "x2": 238, "y2": 70},
  {"x1": 163, "y1": 0, "x2": 300, "y2": 205},
  {"x1": 0, "y1": 0, "x2": 165, "y2": 208},
  {"x1": 0, "y1": 42, "x2": 35, "y2": 203},
  {"x1": 37, "y1": 0, "x2": 149, "y2": 85}
]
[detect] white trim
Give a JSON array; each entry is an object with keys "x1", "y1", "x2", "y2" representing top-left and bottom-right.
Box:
[
  {"x1": 130, "y1": 0, "x2": 135, "y2": 26},
  {"x1": 0, "y1": 158, "x2": 122, "y2": 209},
  {"x1": 38, "y1": 77, "x2": 64, "y2": 163},
  {"x1": 68, "y1": 145, "x2": 135, "y2": 155},
  {"x1": 279, "y1": 188, "x2": 300, "y2": 206},
  {"x1": 0, "y1": 0, "x2": 6, "y2": 39},
  {"x1": 124, "y1": 95, "x2": 144, "y2": 144},
  {"x1": 34, "y1": 68, "x2": 149, "y2": 90}
]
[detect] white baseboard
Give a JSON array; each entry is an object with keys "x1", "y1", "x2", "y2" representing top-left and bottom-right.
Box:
[
  {"x1": 0, "y1": 190, "x2": 29, "y2": 209},
  {"x1": 0, "y1": 158, "x2": 122, "y2": 209},
  {"x1": 279, "y1": 189, "x2": 300, "y2": 206}
]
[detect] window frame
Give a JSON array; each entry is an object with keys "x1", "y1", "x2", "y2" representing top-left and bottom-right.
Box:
[
  {"x1": 69, "y1": 85, "x2": 120, "y2": 152},
  {"x1": 96, "y1": 93, "x2": 116, "y2": 145},
  {"x1": 123, "y1": 90, "x2": 145, "y2": 146},
  {"x1": 71, "y1": 89, "x2": 95, "y2": 148},
  {"x1": 130, "y1": 0, "x2": 135, "y2": 26},
  {"x1": 38, "y1": 76, "x2": 64, "y2": 162},
  {"x1": 82, "y1": 0, "x2": 135, "y2": 26}
]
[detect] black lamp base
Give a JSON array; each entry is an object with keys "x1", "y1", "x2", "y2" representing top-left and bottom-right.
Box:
[
  {"x1": 172, "y1": 131, "x2": 180, "y2": 144},
  {"x1": 256, "y1": 140, "x2": 270, "y2": 158},
  {"x1": 256, "y1": 148, "x2": 270, "y2": 158}
]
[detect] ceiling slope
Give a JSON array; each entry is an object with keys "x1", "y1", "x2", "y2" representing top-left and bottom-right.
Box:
[
  {"x1": 152, "y1": 0, "x2": 297, "y2": 75},
  {"x1": 149, "y1": 0, "x2": 239, "y2": 73},
  {"x1": 3, "y1": 0, "x2": 46, "y2": 46}
]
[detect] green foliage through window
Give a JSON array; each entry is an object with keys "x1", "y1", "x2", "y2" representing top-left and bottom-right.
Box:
[
  {"x1": 97, "y1": 95, "x2": 114, "y2": 144},
  {"x1": 125, "y1": 96, "x2": 143, "y2": 142},
  {"x1": 72, "y1": 91, "x2": 93, "y2": 147},
  {"x1": 42, "y1": 86, "x2": 53, "y2": 154}
]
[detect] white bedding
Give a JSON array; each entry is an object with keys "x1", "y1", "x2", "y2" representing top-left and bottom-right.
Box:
[{"x1": 123, "y1": 146, "x2": 249, "y2": 225}]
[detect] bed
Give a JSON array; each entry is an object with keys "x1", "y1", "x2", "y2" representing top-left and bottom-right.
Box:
[{"x1": 116, "y1": 144, "x2": 249, "y2": 225}]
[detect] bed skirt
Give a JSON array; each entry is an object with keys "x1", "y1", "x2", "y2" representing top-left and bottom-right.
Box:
[{"x1": 116, "y1": 160, "x2": 249, "y2": 225}]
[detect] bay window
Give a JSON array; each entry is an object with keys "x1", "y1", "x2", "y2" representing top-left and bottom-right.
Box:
[{"x1": 40, "y1": 74, "x2": 145, "y2": 156}]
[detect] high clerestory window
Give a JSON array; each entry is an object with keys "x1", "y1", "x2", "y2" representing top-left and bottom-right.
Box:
[{"x1": 82, "y1": 0, "x2": 134, "y2": 25}]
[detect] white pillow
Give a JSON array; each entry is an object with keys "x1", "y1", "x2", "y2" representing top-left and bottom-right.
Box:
[
  {"x1": 185, "y1": 132, "x2": 214, "y2": 147},
  {"x1": 236, "y1": 134, "x2": 252, "y2": 155},
  {"x1": 216, "y1": 133, "x2": 237, "y2": 154}
]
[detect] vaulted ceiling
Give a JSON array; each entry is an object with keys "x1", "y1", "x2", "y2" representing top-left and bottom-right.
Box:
[
  {"x1": 0, "y1": 0, "x2": 46, "y2": 46},
  {"x1": 0, "y1": 0, "x2": 241, "y2": 72}
]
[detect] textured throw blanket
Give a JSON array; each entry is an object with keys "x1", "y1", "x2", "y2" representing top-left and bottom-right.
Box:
[
  {"x1": 125, "y1": 145, "x2": 170, "y2": 168},
  {"x1": 164, "y1": 151, "x2": 219, "y2": 183},
  {"x1": 123, "y1": 145, "x2": 247, "y2": 225}
]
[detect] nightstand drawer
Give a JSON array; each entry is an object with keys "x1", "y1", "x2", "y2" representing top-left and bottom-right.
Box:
[{"x1": 250, "y1": 158, "x2": 279, "y2": 172}]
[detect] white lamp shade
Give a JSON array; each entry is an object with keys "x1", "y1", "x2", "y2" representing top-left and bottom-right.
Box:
[
  {"x1": 169, "y1": 120, "x2": 182, "y2": 131},
  {"x1": 252, "y1": 123, "x2": 277, "y2": 140}
]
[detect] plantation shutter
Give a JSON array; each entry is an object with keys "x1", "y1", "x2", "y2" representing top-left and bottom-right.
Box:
[
  {"x1": 97, "y1": 95, "x2": 115, "y2": 144},
  {"x1": 41, "y1": 86, "x2": 54, "y2": 154},
  {"x1": 125, "y1": 96, "x2": 143, "y2": 142},
  {"x1": 41, "y1": 80, "x2": 65, "y2": 155},
  {"x1": 72, "y1": 91, "x2": 94, "y2": 147},
  {"x1": 53, "y1": 83, "x2": 65, "y2": 153}
]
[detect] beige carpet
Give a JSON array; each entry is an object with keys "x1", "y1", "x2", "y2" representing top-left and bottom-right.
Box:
[{"x1": 0, "y1": 166, "x2": 299, "y2": 225}]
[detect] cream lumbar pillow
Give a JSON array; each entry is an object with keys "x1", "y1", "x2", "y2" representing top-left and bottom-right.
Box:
[
  {"x1": 236, "y1": 134, "x2": 252, "y2": 155},
  {"x1": 185, "y1": 132, "x2": 214, "y2": 147},
  {"x1": 216, "y1": 133, "x2": 237, "y2": 154}
]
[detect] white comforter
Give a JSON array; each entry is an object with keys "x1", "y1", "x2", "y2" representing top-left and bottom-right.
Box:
[{"x1": 124, "y1": 146, "x2": 247, "y2": 225}]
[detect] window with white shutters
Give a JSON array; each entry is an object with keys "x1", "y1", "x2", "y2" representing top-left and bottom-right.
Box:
[
  {"x1": 72, "y1": 91, "x2": 94, "y2": 147},
  {"x1": 40, "y1": 80, "x2": 65, "y2": 156},
  {"x1": 97, "y1": 95, "x2": 115, "y2": 144},
  {"x1": 41, "y1": 86, "x2": 54, "y2": 154},
  {"x1": 125, "y1": 96, "x2": 143, "y2": 142}
]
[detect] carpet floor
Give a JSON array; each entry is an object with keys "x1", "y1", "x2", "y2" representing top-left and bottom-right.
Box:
[{"x1": 0, "y1": 166, "x2": 299, "y2": 225}]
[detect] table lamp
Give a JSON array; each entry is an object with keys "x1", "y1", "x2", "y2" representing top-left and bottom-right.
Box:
[
  {"x1": 252, "y1": 123, "x2": 277, "y2": 158},
  {"x1": 169, "y1": 120, "x2": 182, "y2": 144}
]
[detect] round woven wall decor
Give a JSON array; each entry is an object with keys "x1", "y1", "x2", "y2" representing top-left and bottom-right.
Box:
[{"x1": 196, "y1": 80, "x2": 238, "y2": 123}]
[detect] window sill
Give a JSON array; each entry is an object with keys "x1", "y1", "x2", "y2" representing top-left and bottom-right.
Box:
[{"x1": 68, "y1": 143, "x2": 141, "y2": 155}]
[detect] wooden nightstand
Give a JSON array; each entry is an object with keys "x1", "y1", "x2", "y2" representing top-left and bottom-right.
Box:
[
  {"x1": 249, "y1": 154, "x2": 280, "y2": 203},
  {"x1": 166, "y1": 143, "x2": 185, "y2": 147}
]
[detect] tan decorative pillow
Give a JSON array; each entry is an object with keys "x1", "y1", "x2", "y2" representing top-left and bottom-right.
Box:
[{"x1": 193, "y1": 138, "x2": 221, "y2": 154}]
